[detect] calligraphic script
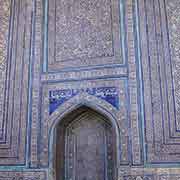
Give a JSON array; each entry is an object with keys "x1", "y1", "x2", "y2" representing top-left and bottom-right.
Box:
[{"x1": 49, "y1": 87, "x2": 119, "y2": 114}]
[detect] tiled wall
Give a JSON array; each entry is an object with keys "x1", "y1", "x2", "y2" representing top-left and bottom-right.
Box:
[{"x1": 0, "y1": 0, "x2": 180, "y2": 179}]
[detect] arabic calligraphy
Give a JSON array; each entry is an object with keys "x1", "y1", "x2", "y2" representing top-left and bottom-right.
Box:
[{"x1": 49, "y1": 87, "x2": 119, "y2": 115}]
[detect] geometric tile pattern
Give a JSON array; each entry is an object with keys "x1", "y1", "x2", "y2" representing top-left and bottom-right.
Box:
[
  {"x1": 120, "y1": 168, "x2": 180, "y2": 180},
  {"x1": 49, "y1": 86, "x2": 119, "y2": 114},
  {"x1": 139, "y1": 0, "x2": 180, "y2": 163},
  {"x1": 0, "y1": 171, "x2": 46, "y2": 180},
  {"x1": 46, "y1": 0, "x2": 123, "y2": 71},
  {"x1": 0, "y1": 0, "x2": 11, "y2": 137},
  {"x1": 0, "y1": 0, "x2": 32, "y2": 165},
  {"x1": 0, "y1": 0, "x2": 180, "y2": 178},
  {"x1": 122, "y1": 175, "x2": 154, "y2": 180},
  {"x1": 166, "y1": 0, "x2": 180, "y2": 130},
  {"x1": 39, "y1": 79, "x2": 129, "y2": 167}
]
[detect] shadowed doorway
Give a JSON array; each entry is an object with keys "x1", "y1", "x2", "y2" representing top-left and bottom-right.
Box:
[{"x1": 54, "y1": 106, "x2": 117, "y2": 180}]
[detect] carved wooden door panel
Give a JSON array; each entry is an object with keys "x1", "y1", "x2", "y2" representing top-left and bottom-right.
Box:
[{"x1": 64, "y1": 111, "x2": 115, "y2": 180}]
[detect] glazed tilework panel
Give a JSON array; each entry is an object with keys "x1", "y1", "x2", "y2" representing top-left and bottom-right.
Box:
[
  {"x1": 0, "y1": 0, "x2": 32, "y2": 164},
  {"x1": 166, "y1": 0, "x2": 180, "y2": 130},
  {"x1": 0, "y1": 0, "x2": 10, "y2": 137},
  {"x1": 0, "y1": 169, "x2": 180, "y2": 180},
  {"x1": 0, "y1": 1, "x2": 10, "y2": 71},
  {"x1": 47, "y1": 0, "x2": 123, "y2": 71},
  {"x1": 39, "y1": 79, "x2": 130, "y2": 167},
  {"x1": 55, "y1": 0, "x2": 114, "y2": 61},
  {"x1": 119, "y1": 168, "x2": 180, "y2": 180},
  {"x1": 0, "y1": 0, "x2": 140, "y2": 169},
  {"x1": 49, "y1": 86, "x2": 119, "y2": 114},
  {"x1": 1, "y1": 0, "x2": 180, "y2": 178},
  {"x1": 0, "y1": 171, "x2": 46, "y2": 180},
  {"x1": 28, "y1": 0, "x2": 141, "y2": 169},
  {"x1": 139, "y1": 0, "x2": 180, "y2": 163}
]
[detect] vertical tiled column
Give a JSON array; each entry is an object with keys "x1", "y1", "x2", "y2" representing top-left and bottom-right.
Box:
[
  {"x1": 30, "y1": 0, "x2": 43, "y2": 167},
  {"x1": 126, "y1": 0, "x2": 142, "y2": 165}
]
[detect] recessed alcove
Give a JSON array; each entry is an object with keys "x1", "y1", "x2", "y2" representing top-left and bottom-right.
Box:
[{"x1": 52, "y1": 106, "x2": 117, "y2": 180}]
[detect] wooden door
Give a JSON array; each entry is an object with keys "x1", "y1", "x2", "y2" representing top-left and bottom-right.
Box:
[{"x1": 60, "y1": 110, "x2": 115, "y2": 180}]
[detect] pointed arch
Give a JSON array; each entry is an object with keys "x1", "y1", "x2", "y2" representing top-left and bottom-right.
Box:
[
  {"x1": 49, "y1": 92, "x2": 119, "y2": 134},
  {"x1": 47, "y1": 92, "x2": 121, "y2": 180}
]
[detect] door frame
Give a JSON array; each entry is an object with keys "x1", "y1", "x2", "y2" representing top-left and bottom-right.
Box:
[{"x1": 48, "y1": 94, "x2": 121, "y2": 180}]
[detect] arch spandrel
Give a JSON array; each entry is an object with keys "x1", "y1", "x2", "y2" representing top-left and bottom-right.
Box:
[{"x1": 48, "y1": 92, "x2": 119, "y2": 131}]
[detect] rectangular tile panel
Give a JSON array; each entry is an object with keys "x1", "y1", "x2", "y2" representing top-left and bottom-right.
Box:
[
  {"x1": 0, "y1": 0, "x2": 32, "y2": 164},
  {"x1": 47, "y1": 0, "x2": 123, "y2": 71},
  {"x1": 139, "y1": 0, "x2": 180, "y2": 163}
]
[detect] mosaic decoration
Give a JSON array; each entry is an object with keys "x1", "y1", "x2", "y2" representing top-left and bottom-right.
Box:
[
  {"x1": 40, "y1": 79, "x2": 128, "y2": 167},
  {"x1": 49, "y1": 87, "x2": 119, "y2": 114},
  {"x1": 166, "y1": 0, "x2": 180, "y2": 129},
  {"x1": 0, "y1": 171, "x2": 46, "y2": 180},
  {"x1": 0, "y1": 0, "x2": 10, "y2": 71},
  {"x1": 0, "y1": 0, "x2": 10, "y2": 137},
  {"x1": 47, "y1": 0, "x2": 122, "y2": 70},
  {"x1": 0, "y1": 0, "x2": 32, "y2": 165},
  {"x1": 121, "y1": 173, "x2": 180, "y2": 180},
  {"x1": 123, "y1": 176, "x2": 154, "y2": 180},
  {"x1": 139, "y1": 0, "x2": 180, "y2": 163},
  {"x1": 55, "y1": 0, "x2": 113, "y2": 61},
  {"x1": 0, "y1": 0, "x2": 180, "y2": 179}
]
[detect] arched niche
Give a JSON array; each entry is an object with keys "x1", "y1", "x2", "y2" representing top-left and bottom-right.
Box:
[{"x1": 51, "y1": 106, "x2": 118, "y2": 180}]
